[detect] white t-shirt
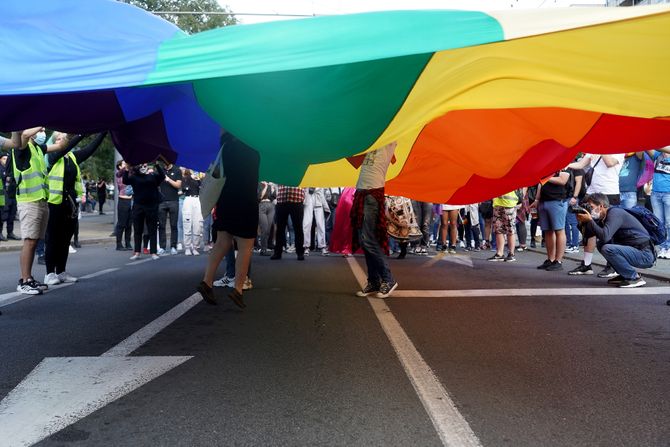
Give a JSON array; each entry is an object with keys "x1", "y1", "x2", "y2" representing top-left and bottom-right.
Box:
[
  {"x1": 356, "y1": 142, "x2": 396, "y2": 190},
  {"x1": 586, "y1": 153, "x2": 625, "y2": 195}
]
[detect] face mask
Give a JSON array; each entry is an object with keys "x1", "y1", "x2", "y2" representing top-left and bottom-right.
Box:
[
  {"x1": 590, "y1": 210, "x2": 600, "y2": 220},
  {"x1": 34, "y1": 131, "x2": 47, "y2": 145},
  {"x1": 139, "y1": 166, "x2": 148, "y2": 175}
]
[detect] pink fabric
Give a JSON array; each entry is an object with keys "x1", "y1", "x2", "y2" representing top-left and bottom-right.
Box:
[{"x1": 329, "y1": 187, "x2": 360, "y2": 255}]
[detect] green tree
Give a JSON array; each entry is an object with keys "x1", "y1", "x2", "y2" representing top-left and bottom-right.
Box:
[
  {"x1": 123, "y1": 0, "x2": 237, "y2": 33},
  {"x1": 78, "y1": 134, "x2": 115, "y2": 182}
]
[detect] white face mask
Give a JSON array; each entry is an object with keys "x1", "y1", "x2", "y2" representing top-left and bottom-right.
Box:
[
  {"x1": 33, "y1": 131, "x2": 47, "y2": 145},
  {"x1": 590, "y1": 210, "x2": 601, "y2": 220}
]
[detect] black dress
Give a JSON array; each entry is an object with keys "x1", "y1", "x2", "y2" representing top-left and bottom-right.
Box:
[{"x1": 212, "y1": 133, "x2": 260, "y2": 239}]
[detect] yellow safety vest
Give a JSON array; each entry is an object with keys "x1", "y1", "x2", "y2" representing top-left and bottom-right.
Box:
[
  {"x1": 12, "y1": 142, "x2": 48, "y2": 203},
  {"x1": 48, "y1": 152, "x2": 83, "y2": 205},
  {"x1": 493, "y1": 191, "x2": 519, "y2": 208}
]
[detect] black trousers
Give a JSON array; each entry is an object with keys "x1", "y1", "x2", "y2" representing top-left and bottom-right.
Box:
[
  {"x1": 158, "y1": 200, "x2": 179, "y2": 250},
  {"x1": 116, "y1": 198, "x2": 132, "y2": 248},
  {"x1": 133, "y1": 203, "x2": 158, "y2": 254},
  {"x1": 1, "y1": 199, "x2": 17, "y2": 234},
  {"x1": 45, "y1": 202, "x2": 77, "y2": 274},
  {"x1": 274, "y1": 202, "x2": 304, "y2": 256}
]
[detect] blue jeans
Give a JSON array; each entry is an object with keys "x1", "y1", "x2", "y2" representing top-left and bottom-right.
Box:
[
  {"x1": 620, "y1": 191, "x2": 637, "y2": 209},
  {"x1": 564, "y1": 210, "x2": 579, "y2": 247},
  {"x1": 359, "y1": 194, "x2": 394, "y2": 286},
  {"x1": 651, "y1": 191, "x2": 670, "y2": 249},
  {"x1": 600, "y1": 243, "x2": 654, "y2": 280}
]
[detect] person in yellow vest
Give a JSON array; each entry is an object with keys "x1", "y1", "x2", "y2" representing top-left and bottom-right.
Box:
[
  {"x1": 43, "y1": 132, "x2": 106, "y2": 286},
  {"x1": 12, "y1": 128, "x2": 73, "y2": 295},
  {"x1": 487, "y1": 191, "x2": 520, "y2": 262}
]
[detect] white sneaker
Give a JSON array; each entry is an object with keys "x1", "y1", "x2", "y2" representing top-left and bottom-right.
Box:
[
  {"x1": 57, "y1": 272, "x2": 78, "y2": 283},
  {"x1": 157, "y1": 248, "x2": 166, "y2": 255},
  {"x1": 659, "y1": 248, "x2": 668, "y2": 259},
  {"x1": 192, "y1": 248, "x2": 200, "y2": 256},
  {"x1": 129, "y1": 254, "x2": 140, "y2": 260},
  {"x1": 213, "y1": 275, "x2": 234, "y2": 287},
  {"x1": 177, "y1": 243, "x2": 183, "y2": 251},
  {"x1": 184, "y1": 248, "x2": 192, "y2": 256},
  {"x1": 304, "y1": 249, "x2": 310, "y2": 256},
  {"x1": 170, "y1": 247, "x2": 178, "y2": 255},
  {"x1": 44, "y1": 272, "x2": 62, "y2": 285},
  {"x1": 151, "y1": 254, "x2": 160, "y2": 260},
  {"x1": 17, "y1": 279, "x2": 42, "y2": 295},
  {"x1": 321, "y1": 247, "x2": 329, "y2": 256},
  {"x1": 243, "y1": 276, "x2": 253, "y2": 291},
  {"x1": 68, "y1": 245, "x2": 77, "y2": 254}
]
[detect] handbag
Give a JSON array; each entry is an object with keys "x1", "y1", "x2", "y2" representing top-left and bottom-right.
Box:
[
  {"x1": 583, "y1": 156, "x2": 601, "y2": 187},
  {"x1": 199, "y1": 143, "x2": 226, "y2": 218}
]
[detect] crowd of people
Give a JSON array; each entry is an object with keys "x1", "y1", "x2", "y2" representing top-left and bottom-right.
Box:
[{"x1": 1, "y1": 128, "x2": 668, "y2": 299}]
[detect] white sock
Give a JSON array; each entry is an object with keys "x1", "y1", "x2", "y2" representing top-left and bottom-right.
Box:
[{"x1": 584, "y1": 252, "x2": 593, "y2": 266}]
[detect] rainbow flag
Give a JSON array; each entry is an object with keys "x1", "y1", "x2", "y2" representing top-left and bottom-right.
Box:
[{"x1": 1, "y1": 1, "x2": 669, "y2": 202}]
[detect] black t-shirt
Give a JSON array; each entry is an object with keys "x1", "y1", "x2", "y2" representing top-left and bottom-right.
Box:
[
  {"x1": 181, "y1": 177, "x2": 200, "y2": 196},
  {"x1": 539, "y1": 171, "x2": 568, "y2": 202},
  {"x1": 159, "y1": 165, "x2": 182, "y2": 202}
]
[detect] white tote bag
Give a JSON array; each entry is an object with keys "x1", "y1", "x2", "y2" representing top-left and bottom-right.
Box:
[{"x1": 199, "y1": 144, "x2": 226, "y2": 218}]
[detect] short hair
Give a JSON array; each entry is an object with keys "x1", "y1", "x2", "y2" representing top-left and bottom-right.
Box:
[
  {"x1": 586, "y1": 193, "x2": 609, "y2": 208},
  {"x1": 116, "y1": 160, "x2": 124, "y2": 169}
]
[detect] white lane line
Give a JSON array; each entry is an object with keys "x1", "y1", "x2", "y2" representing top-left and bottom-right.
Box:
[
  {"x1": 392, "y1": 287, "x2": 670, "y2": 298},
  {"x1": 79, "y1": 268, "x2": 120, "y2": 280},
  {"x1": 346, "y1": 257, "x2": 482, "y2": 447},
  {"x1": 101, "y1": 293, "x2": 203, "y2": 357},
  {"x1": 126, "y1": 258, "x2": 155, "y2": 266},
  {"x1": 0, "y1": 283, "x2": 74, "y2": 308}
]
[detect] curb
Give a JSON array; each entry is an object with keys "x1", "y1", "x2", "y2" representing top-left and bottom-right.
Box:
[
  {"x1": 0, "y1": 237, "x2": 114, "y2": 253},
  {"x1": 526, "y1": 247, "x2": 670, "y2": 284}
]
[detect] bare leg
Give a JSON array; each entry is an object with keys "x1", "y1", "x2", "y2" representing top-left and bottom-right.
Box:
[
  {"x1": 545, "y1": 230, "x2": 556, "y2": 262},
  {"x1": 495, "y1": 233, "x2": 505, "y2": 256},
  {"x1": 507, "y1": 231, "x2": 516, "y2": 254},
  {"x1": 555, "y1": 229, "x2": 566, "y2": 262},
  {"x1": 20, "y1": 238, "x2": 38, "y2": 281},
  {"x1": 449, "y1": 210, "x2": 459, "y2": 247},
  {"x1": 439, "y1": 213, "x2": 448, "y2": 245},
  {"x1": 203, "y1": 231, "x2": 233, "y2": 287},
  {"x1": 232, "y1": 237, "x2": 254, "y2": 294}
]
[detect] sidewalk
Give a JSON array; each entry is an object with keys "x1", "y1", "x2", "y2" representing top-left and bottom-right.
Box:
[{"x1": 0, "y1": 203, "x2": 115, "y2": 252}]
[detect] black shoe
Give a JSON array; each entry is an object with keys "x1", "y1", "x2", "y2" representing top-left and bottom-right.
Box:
[
  {"x1": 537, "y1": 259, "x2": 552, "y2": 270},
  {"x1": 504, "y1": 253, "x2": 516, "y2": 262},
  {"x1": 568, "y1": 262, "x2": 594, "y2": 275},
  {"x1": 597, "y1": 266, "x2": 618, "y2": 278},
  {"x1": 124, "y1": 246, "x2": 133, "y2": 251},
  {"x1": 37, "y1": 255, "x2": 46, "y2": 265},
  {"x1": 228, "y1": 288, "x2": 246, "y2": 308},
  {"x1": 7, "y1": 233, "x2": 20, "y2": 240},
  {"x1": 109, "y1": 232, "x2": 116, "y2": 237},
  {"x1": 487, "y1": 254, "x2": 505, "y2": 262},
  {"x1": 259, "y1": 249, "x2": 270, "y2": 256},
  {"x1": 396, "y1": 252, "x2": 406, "y2": 259},
  {"x1": 618, "y1": 276, "x2": 646, "y2": 288},
  {"x1": 297, "y1": 254, "x2": 305, "y2": 261},
  {"x1": 73, "y1": 241, "x2": 81, "y2": 249},
  {"x1": 356, "y1": 282, "x2": 380, "y2": 297},
  {"x1": 530, "y1": 241, "x2": 536, "y2": 248},
  {"x1": 607, "y1": 275, "x2": 625, "y2": 285},
  {"x1": 545, "y1": 260, "x2": 563, "y2": 271},
  {"x1": 0, "y1": 234, "x2": 7, "y2": 241},
  {"x1": 376, "y1": 281, "x2": 398, "y2": 298},
  {"x1": 116, "y1": 245, "x2": 125, "y2": 251},
  {"x1": 270, "y1": 253, "x2": 281, "y2": 260},
  {"x1": 196, "y1": 281, "x2": 217, "y2": 305}
]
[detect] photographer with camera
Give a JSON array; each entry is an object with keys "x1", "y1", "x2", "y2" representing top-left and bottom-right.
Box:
[{"x1": 575, "y1": 193, "x2": 654, "y2": 288}]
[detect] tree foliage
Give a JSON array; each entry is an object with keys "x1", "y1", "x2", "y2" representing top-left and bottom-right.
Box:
[{"x1": 123, "y1": 0, "x2": 237, "y2": 33}]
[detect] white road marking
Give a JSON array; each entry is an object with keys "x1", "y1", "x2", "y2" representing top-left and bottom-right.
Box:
[
  {"x1": 346, "y1": 257, "x2": 482, "y2": 447},
  {"x1": 392, "y1": 287, "x2": 670, "y2": 298},
  {"x1": 79, "y1": 268, "x2": 120, "y2": 280},
  {"x1": 126, "y1": 258, "x2": 155, "y2": 266},
  {"x1": 102, "y1": 293, "x2": 203, "y2": 357},
  {"x1": 0, "y1": 356, "x2": 191, "y2": 447},
  {"x1": 424, "y1": 252, "x2": 474, "y2": 268},
  {"x1": 0, "y1": 291, "x2": 202, "y2": 445}
]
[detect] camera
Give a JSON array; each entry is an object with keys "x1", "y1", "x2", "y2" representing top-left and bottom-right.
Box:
[{"x1": 568, "y1": 203, "x2": 591, "y2": 215}]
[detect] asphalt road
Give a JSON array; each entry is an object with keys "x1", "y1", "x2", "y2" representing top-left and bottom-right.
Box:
[{"x1": 0, "y1": 244, "x2": 669, "y2": 446}]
